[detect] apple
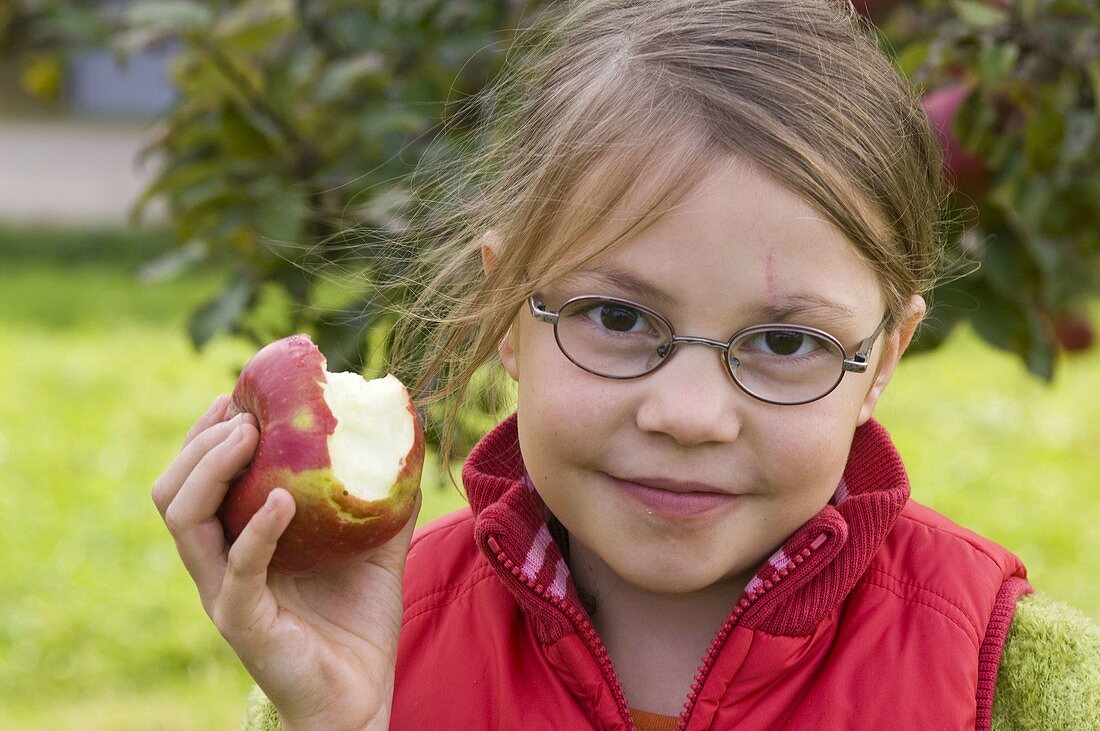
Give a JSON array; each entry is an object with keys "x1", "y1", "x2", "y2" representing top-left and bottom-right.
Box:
[
  {"x1": 217, "y1": 334, "x2": 424, "y2": 576},
  {"x1": 921, "y1": 83, "x2": 992, "y2": 198},
  {"x1": 1054, "y1": 313, "x2": 1095, "y2": 353},
  {"x1": 849, "y1": 0, "x2": 903, "y2": 20}
]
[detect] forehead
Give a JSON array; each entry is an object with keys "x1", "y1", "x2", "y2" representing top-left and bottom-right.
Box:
[{"x1": 553, "y1": 157, "x2": 884, "y2": 327}]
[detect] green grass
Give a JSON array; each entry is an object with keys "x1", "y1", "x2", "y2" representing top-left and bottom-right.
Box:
[
  {"x1": 0, "y1": 233, "x2": 1096, "y2": 729},
  {"x1": 0, "y1": 256, "x2": 467, "y2": 730}
]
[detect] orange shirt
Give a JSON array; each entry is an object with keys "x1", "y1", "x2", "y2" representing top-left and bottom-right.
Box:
[{"x1": 629, "y1": 707, "x2": 680, "y2": 731}]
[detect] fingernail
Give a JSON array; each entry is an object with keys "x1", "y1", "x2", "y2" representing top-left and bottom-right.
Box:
[{"x1": 227, "y1": 425, "x2": 244, "y2": 444}]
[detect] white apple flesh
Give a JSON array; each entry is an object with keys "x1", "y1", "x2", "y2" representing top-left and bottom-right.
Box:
[{"x1": 218, "y1": 334, "x2": 424, "y2": 576}]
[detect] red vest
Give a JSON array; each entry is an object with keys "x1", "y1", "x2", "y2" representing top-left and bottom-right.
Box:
[{"x1": 393, "y1": 414, "x2": 1030, "y2": 729}]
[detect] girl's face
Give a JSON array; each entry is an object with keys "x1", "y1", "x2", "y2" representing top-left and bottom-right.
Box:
[{"x1": 493, "y1": 156, "x2": 923, "y2": 597}]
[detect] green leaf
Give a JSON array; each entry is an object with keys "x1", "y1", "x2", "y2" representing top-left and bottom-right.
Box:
[
  {"x1": 1024, "y1": 103, "x2": 1066, "y2": 174},
  {"x1": 218, "y1": 103, "x2": 278, "y2": 160},
  {"x1": 255, "y1": 188, "x2": 307, "y2": 246},
  {"x1": 132, "y1": 160, "x2": 225, "y2": 216},
  {"x1": 979, "y1": 42, "x2": 1018, "y2": 86},
  {"x1": 188, "y1": 273, "x2": 256, "y2": 348},
  {"x1": 952, "y1": 0, "x2": 1009, "y2": 28},
  {"x1": 135, "y1": 240, "x2": 209, "y2": 283},
  {"x1": 214, "y1": 0, "x2": 295, "y2": 54},
  {"x1": 1087, "y1": 59, "x2": 1100, "y2": 120},
  {"x1": 315, "y1": 52, "x2": 389, "y2": 102},
  {"x1": 125, "y1": 0, "x2": 212, "y2": 32},
  {"x1": 908, "y1": 278, "x2": 974, "y2": 354},
  {"x1": 894, "y1": 41, "x2": 931, "y2": 78},
  {"x1": 312, "y1": 296, "x2": 385, "y2": 376},
  {"x1": 969, "y1": 281, "x2": 1029, "y2": 352},
  {"x1": 1022, "y1": 306, "x2": 1057, "y2": 382},
  {"x1": 236, "y1": 280, "x2": 295, "y2": 345}
]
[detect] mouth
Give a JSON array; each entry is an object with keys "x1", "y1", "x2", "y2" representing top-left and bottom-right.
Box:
[
  {"x1": 606, "y1": 474, "x2": 741, "y2": 518},
  {"x1": 616, "y1": 475, "x2": 734, "y2": 495}
]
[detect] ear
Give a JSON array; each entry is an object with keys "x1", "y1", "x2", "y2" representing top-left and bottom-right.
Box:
[
  {"x1": 498, "y1": 323, "x2": 520, "y2": 381},
  {"x1": 480, "y1": 230, "x2": 501, "y2": 275},
  {"x1": 856, "y1": 295, "x2": 926, "y2": 426},
  {"x1": 480, "y1": 231, "x2": 520, "y2": 380}
]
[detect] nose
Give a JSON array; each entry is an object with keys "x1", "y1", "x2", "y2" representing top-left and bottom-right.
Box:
[{"x1": 633, "y1": 340, "x2": 743, "y2": 447}]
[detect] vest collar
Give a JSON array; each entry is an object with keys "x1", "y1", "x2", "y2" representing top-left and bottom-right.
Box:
[{"x1": 463, "y1": 413, "x2": 911, "y2": 640}]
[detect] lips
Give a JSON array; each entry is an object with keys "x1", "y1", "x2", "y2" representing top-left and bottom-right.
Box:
[
  {"x1": 607, "y1": 474, "x2": 741, "y2": 518},
  {"x1": 619, "y1": 476, "x2": 731, "y2": 495}
]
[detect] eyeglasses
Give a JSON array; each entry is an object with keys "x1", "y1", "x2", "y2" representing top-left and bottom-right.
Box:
[{"x1": 528, "y1": 295, "x2": 889, "y2": 405}]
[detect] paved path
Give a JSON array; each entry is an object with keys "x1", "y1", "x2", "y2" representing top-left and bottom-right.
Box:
[{"x1": 0, "y1": 117, "x2": 166, "y2": 224}]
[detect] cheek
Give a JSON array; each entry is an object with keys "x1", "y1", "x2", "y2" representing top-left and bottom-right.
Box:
[
  {"x1": 751, "y1": 404, "x2": 857, "y2": 499},
  {"x1": 515, "y1": 354, "x2": 620, "y2": 467}
]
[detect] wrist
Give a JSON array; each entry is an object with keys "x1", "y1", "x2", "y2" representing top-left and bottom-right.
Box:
[{"x1": 280, "y1": 711, "x2": 390, "y2": 731}]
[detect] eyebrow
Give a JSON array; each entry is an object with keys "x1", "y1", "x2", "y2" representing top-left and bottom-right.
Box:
[
  {"x1": 742, "y1": 295, "x2": 859, "y2": 325},
  {"x1": 560, "y1": 263, "x2": 679, "y2": 307},
  {"x1": 560, "y1": 263, "x2": 859, "y2": 324}
]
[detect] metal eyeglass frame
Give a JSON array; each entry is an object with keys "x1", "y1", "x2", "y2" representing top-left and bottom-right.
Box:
[{"x1": 528, "y1": 295, "x2": 890, "y2": 406}]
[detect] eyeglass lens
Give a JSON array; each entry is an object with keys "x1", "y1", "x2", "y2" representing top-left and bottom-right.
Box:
[{"x1": 554, "y1": 298, "x2": 846, "y2": 404}]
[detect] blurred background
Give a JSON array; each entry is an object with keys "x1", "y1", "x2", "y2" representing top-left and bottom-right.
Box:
[{"x1": 0, "y1": 0, "x2": 1097, "y2": 728}]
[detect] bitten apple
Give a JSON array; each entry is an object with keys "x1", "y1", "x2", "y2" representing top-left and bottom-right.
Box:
[{"x1": 218, "y1": 334, "x2": 424, "y2": 576}]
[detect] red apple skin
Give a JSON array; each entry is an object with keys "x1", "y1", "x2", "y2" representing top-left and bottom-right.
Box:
[
  {"x1": 850, "y1": 0, "x2": 903, "y2": 19},
  {"x1": 218, "y1": 334, "x2": 425, "y2": 576},
  {"x1": 921, "y1": 84, "x2": 991, "y2": 197},
  {"x1": 1054, "y1": 314, "x2": 1095, "y2": 353}
]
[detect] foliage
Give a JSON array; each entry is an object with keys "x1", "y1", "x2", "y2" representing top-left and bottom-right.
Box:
[
  {"x1": 1, "y1": 0, "x2": 1098, "y2": 451},
  {"x1": 880, "y1": 0, "x2": 1100, "y2": 378},
  {"x1": 0, "y1": 1, "x2": 105, "y2": 99}
]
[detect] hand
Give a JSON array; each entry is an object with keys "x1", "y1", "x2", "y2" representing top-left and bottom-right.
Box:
[{"x1": 152, "y1": 394, "x2": 421, "y2": 730}]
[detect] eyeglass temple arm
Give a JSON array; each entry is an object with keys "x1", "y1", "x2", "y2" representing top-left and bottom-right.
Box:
[
  {"x1": 529, "y1": 297, "x2": 559, "y2": 323},
  {"x1": 842, "y1": 314, "x2": 890, "y2": 373}
]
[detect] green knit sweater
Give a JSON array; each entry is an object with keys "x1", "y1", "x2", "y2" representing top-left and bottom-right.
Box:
[{"x1": 240, "y1": 592, "x2": 1100, "y2": 729}]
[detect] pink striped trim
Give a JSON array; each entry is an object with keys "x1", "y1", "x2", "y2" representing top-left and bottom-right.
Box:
[
  {"x1": 743, "y1": 546, "x2": 792, "y2": 597},
  {"x1": 522, "y1": 524, "x2": 553, "y2": 583},
  {"x1": 549, "y1": 556, "x2": 569, "y2": 599},
  {"x1": 520, "y1": 522, "x2": 570, "y2": 600},
  {"x1": 831, "y1": 478, "x2": 850, "y2": 505}
]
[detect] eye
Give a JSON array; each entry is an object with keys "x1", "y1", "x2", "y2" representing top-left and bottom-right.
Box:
[
  {"x1": 582, "y1": 301, "x2": 653, "y2": 334},
  {"x1": 746, "y1": 329, "x2": 828, "y2": 358}
]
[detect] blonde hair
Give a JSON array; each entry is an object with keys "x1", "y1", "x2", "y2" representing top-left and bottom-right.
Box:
[{"x1": 385, "y1": 0, "x2": 953, "y2": 483}]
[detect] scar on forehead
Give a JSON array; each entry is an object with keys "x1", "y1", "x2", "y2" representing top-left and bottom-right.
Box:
[{"x1": 764, "y1": 249, "x2": 779, "y2": 305}]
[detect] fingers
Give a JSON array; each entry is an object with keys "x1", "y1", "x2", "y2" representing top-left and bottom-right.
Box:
[
  {"x1": 166, "y1": 420, "x2": 261, "y2": 605},
  {"x1": 214, "y1": 488, "x2": 296, "y2": 637},
  {"x1": 184, "y1": 393, "x2": 231, "y2": 448},
  {"x1": 152, "y1": 402, "x2": 256, "y2": 519}
]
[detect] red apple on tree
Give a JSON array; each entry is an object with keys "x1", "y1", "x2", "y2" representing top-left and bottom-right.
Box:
[
  {"x1": 1054, "y1": 312, "x2": 1095, "y2": 353},
  {"x1": 921, "y1": 83, "x2": 992, "y2": 198},
  {"x1": 849, "y1": 0, "x2": 903, "y2": 20},
  {"x1": 218, "y1": 334, "x2": 425, "y2": 576}
]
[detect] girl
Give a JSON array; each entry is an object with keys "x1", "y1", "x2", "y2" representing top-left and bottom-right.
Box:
[{"x1": 152, "y1": 0, "x2": 1099, "y2": 728}]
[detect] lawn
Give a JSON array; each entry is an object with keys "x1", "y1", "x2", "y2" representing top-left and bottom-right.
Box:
[{"x1": 0, "y1": 225, "x2": 1096, "y2": 729}]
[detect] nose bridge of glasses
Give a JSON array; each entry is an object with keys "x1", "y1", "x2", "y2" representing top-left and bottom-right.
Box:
[
  {"x1": 669, "y1": 334, "x2": 732, "y2": 351},
  {"x1": 662, "y1": 334, "x2": 738, "y2": 365}
]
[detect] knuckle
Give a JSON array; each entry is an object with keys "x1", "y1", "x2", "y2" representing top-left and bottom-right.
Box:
[
  {"x1": 162, "y1": 501, "x2": 188, "y2": 534},
  {"x1": 210, "y1": 601, "x2": 234, "y2": 637},
  {"x1": 151, "y1": 476, "x2": 167, "y2": 511},
  {"x1": 225, "y1": 546, "x2": 253, "y2": 582}
]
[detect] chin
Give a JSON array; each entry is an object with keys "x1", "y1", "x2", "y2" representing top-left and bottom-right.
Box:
[{"x1": 613, "y1": 552, "x2": 748, "y2": 596}]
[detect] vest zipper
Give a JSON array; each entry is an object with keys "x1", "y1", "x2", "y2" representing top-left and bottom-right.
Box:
[
  {"x1": 487, "y1": 536, "x2": 634, "y2": 727},
  {"x1": 488, "y1": 532, "x2": 828, "y2": 730},
  {"x1": 677, "y1": 533, "x2": 829, "y2": 730}
]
